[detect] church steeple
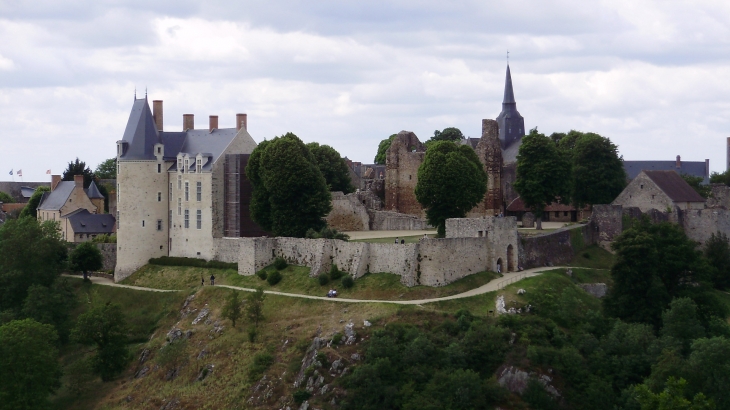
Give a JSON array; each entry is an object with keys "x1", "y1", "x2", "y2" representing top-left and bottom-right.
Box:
[
  {"x1": 496, "y1": 64, "x2": 525, "y2": 152},
  {"x1": 503, "y1": 65, "x2": 516, "y2": 104}
]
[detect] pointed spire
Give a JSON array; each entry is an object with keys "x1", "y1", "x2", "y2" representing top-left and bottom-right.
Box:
[
  {"x1": 134, "y1": 87, "x2": 137, "y2": 100},
  {"x1": 503, "y1": 65, "x2": 516, "y2": 104},
  {"x1": 145, "y1": 87, "x2": 148, "y2": 100}
]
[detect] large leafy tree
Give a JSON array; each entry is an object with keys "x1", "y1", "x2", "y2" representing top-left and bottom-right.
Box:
[
  {"x1": 425, "y1": 127, "x2": 466, "y2": 150},
  {"x1": 247, "y1": 133, "x2": 332, "y2": 237},
  {"x1": 0, "y1": 319, "x2": 62, "y2": 410},
  {"x1": 70, "y1": 242, "x2": 103, "y2": 281},
  {"x1": 62, "y1": 157, "x2": 95, "y2": 187},
  {"x1": 18, "y1": 186, "x2": 50, "y2": 219},
  {"x1": 568, "y1": 133, "x2": 627, "y2": 208},
  {"x1": 94, "y1": 158, "x2": 117, "y2": 180},
  {"x1": 709, "y1": 170, "x2": 730, "y2": 186},
  {"x1": 21, "y1": 279, "x2": 77, "y2": 343},
  {"x1": 0, "y1": 191, "x2": 13, "y2": 203},
  {"x1": 513, "y1": 128, "x2": 570, "y2": 229},
  {"x1": 681, "y1": 174, "x2": 711, "y2": 199},
  {"x1": 306, "y1": 142, "x2": 356, "y2": 194},
  {"x1": 704, "y1": 232, "x2": 730, "y2": 290},
  {"x1": 374, "y1": 134, "x2": 397, "y2": 165},
  {"x1": 0, "y1": 217, "x2": 67, "y2": 312},
  {"x1": 72, "y1": 303, "x2": 129, "y2": 381},
  {"x1": 415, "y1": 140, "x2": 487, "y2": 237}
]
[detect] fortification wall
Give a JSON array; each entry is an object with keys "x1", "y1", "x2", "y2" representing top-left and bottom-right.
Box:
[
  {"x1": 213, "y1": 237, "x2": 244, "y2": 263},
  {"x1": 707, "y1": 184, "x2": 730, "y2": 209},
  {"x1": 591, "y1": 204, "x2": 624, "y2": 244},
  {"x1": 682, "y1": 208, "x2": 730, "y2": 246},
  {"x1": 326, "y1": 191, "x2": 370, "y2": 231},
  {"x1": 369, "y1": 210, "x2": 430, "y2": 230},
  {"x1": 418, "y1": 237, "x2": 489, "y2": 286},
  {"x1": 520, "y1": 224, "x2": 594, "y2": 269}
]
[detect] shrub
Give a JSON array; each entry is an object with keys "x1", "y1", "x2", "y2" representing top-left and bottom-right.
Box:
[
  {"x1": 305, "y1": 227, "x2": 350, "y2": 241},
  {"x1": 293, "y1": 390, "x2": 312, "y2": 404},
  {"x1": 148, "y1": 256, "x2": 237, "y2": 270},
  {"x1": 248, "y1": 352, "x2": 274, "y2": 381},
  {"x1": 318, "y1": 273, "x2": 329, "y2": 286},
  {"x1": 329, "y1": 264, "x2": 343, "y2": 280},
  {"x1": 267, "y1": 270, "x2": 282, "y2": 286},
  {"x1": 274, "y1": 257, "x2": 288, "y2": 270},
  {"x1": 331, "y1": 332, "x2": 343, "y2": 345},
  {"x1": 257, "y1": 270, "x2": 268, "y2": 280},
  {"x1": 316, "y1": 351, "x2": 328, "y2": 368},
  {"x1": 582, "y1": 252, "x2": 591, "y2": 259},
  {"x1": 341, "y1": 275, "x2": 354, "y2": 289}
]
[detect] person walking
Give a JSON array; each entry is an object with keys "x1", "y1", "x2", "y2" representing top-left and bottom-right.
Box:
[
  {"x1": 201, "y1": 275, "x2": 204, "y2": 286},
  {"x1": 210, "y1": 274, "x2": 215, "y2": 286},
  {"x1": 395, "y1": 237, "x2": 399, "y2": 244}
]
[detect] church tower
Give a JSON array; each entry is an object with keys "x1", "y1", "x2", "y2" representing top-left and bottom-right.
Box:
[{"x1": 496, "y1": 65, "x2": 525, "y2": 149}]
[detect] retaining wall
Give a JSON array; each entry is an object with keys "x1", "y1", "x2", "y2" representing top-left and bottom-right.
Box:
[{"x1": 520, "y1": 224, "x2": 594, "y2": 269}]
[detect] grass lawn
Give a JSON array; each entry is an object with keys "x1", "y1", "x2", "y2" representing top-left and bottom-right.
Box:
[
  {"x1": 121, "y1": 263, "x2": 501, "y2": 301},
  {"x1": 517, "y1": 228, "x2": 557, "y2": 236},
  {"x1": 570, "y1": 245, "x2": 616, "y2": 269},
  {"x1": 351, "y1": 234, "x2": 433, "y2": 244}
]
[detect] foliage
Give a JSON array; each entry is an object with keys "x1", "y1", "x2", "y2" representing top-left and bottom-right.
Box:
[
  {"x1": 293, "y1": 390, "x2": 312, "y2": 404},
  {"x1": 0, "y1": 217, "x2": 67, "y2": 312},
  {"x1": 246, "y1": 287, "x2": 266, "y2": 328},
  {"x1": 318, "y1": 273, "x2": 329, "y2": 285},
  {"x1": 634, "y1": 377, "x2": 715, "y2": 410},
  {"x1": 425, "y1": 127, "x2": 465, "y2": 150},
  {"x1": 70, "y1": 241, "x2": 103, "y2": 280},
  {"x1": 91, "y1": 233, "x2": 116, "y2": 243},
  {"x1": 148, "y1": 256, "x2": 237, "y2": 270},
  {"x1": 681, "y1": 174, "x2": 711, "y2": 199},
  {"x1": 94, "y1": 158, "x2": 117, "y2": 179},
  {"x1": 704, "y1": 232, "x2": 730, "y2": 290},
  {"x1": 0, "y1": 319, "x2": 62, "y2": 410},
  {"x1": 62, "y1": 157, "x2": 95, "y2": 188},
  {"x1": 267, "y1": 270, "x2": 282, "y2": 286},
  {"x1": 247, "y1": 133, "x2": 332, "y2": 237},
  {"x1": 661, "y1": 298, "x2": 706, "y2": 355},
  {"x1": 415, "y1": 140, "x2": 487, "y2": 237},
  {"x1": 306, "y1": 142, "x2": 356, "y2": 194},
  {"x1": 374, "y1": 134, "x2": 397, "y2": 165},
  {"x1": 0, "y1": 191, "x2": 13, "y2": 203},
  {"x1": 221, "y1": 290, "x2": 243, "y2": 328},
  {"x1": 65, "y1": 356, "x2": 95, "y2": 397},
  {"x1": 709, "y1": 170, "x2": 730, "y2": 186},
  {"x1": 305, "y1": 226, "x2": 350, "y2": 240},
  {"x1": 514, "y1": 128, "x2": 570, "y2": 229},
  {"x1": 248, "y1": 351, "x2": 274, "y2": 382},
  {"x1": 21, "y1": 278, "x2": 76, "y2": 343},
  {"x1": 341, "y1": 275, "x2": 354, "y2": 289},
  {"x1": 566, "y1": 132, "x2": 627, "y2": 208},
  {"x1": 72, "y1": 302, "x2": 130, "y2": 381},
  {"x1": 274, "y1": 257, "x2": 288, "y2": 270},
  {"x1": 257, "y1": 270, "x2": 268, "y2": 280},
  {"x1": 330, "y1": 263, "x2": 343, "y2": 280},
  {"x1": 18, "y1": 186, "x2": 50, "y2": 219},
  {"x1": 155, "y1": 339, "x2": 188, "y2": 370},
  {"x1": 686, "y1": 337, "x2": 730, "y2": 408}
]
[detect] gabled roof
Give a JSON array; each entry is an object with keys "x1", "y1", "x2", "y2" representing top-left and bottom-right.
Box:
[
  {"x1": 37, "y1": 181, "x2": 75, "y2": 211},
  {"x1": 624, "y1": 160, "x2": 707, "y2": 181},
  {"x1": 67, "y1": 209, "x2": 115, "y2": 234},
  {"x1": 85, "y1": 181, "x2": 104, "y2": 199},
  {"x1": 643, "y1": 170, "x2": 706, "y2": 203}
]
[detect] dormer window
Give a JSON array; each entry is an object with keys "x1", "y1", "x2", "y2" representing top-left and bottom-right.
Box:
[
  {"x1": 196, "y1": 158, "x2": 202, "y2": 173},
  {"x1": 184, "y1": 158, "x2": 189, "y2": 173},
  {"x1": 177, "y1": 158, "x2": 183, "y2": 172}
]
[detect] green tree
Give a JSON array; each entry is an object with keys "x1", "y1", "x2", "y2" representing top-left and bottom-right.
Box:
[
  {"x1": 94, "y1": 158, "x2": 117, "y2": 179},
  {"x1": 21, "y1": 279, "x2": 77, "y2": 343},
  {"x1": 0, "y1": 319, "x2": 62, "y2": 410},
  {"x1": 709, "y1": 170, "x2": 730, "y2": 186},
  {"x1": 681, "y1": 174, "x2": 711, "y2": 199},
  {"x1": 414, "y1": 140, "x2": 487, "y2": 237},
  {"x1": 62, "y1": 157, "x2": 95, "y2": 187},
  {"x1": 0, "y1": 217, "x2": 67, "y2": 312},
  {"x1": 634, "y1": 377, "x2": 714, "y2": 410},
  {"x1": 306, "y1": 142, "x2": 356, "y2": 194},
  {"x1": 704, "y1": 232, "x2": 730, "y2": 290},
  {"x1": 221, "y1": 290, "x2": 243, "y2": 328},
  {"x1": 69, "y1": 242, "x2": 103, "y2": 281},
  {"x1": 374, "y1": 134, "x2": 397, "y2": 165},
  {"x1": 246, "y1": 287, "x2": 266, "y2": 328},
  {"x1": 246, "y1": 133, "x2": 331, "y2": 237},
  {"x1": 0, "y1": 191, "x2": 13, "y2": 203},
  {"x1": 72, "y1": 303, "x2": 129, "y2": 381},
  {"x1": 18, "y1": 186, "x2": 50, "y2": 219},
  {"x1": 687, "y1": 337, "x2": 730, "y2": 408},
  {"x1": 431, "y1": 127, "x2": 465, "y2": 142},
  {"x1": 661, "y1": 298, "x2": 706, "y2": 355},
  {"x1": 514, "y1": 128, "x2": 570, "y2": 229},
  {"x1": 568, "y1": 133, "x2": 627, "y2": 208}
]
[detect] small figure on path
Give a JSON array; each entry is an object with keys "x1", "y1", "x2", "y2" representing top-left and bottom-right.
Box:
[
  {"x1": 394, "y1": 237, "x2": 399, "y2": 244},
  {"x1": 210, "y1": 274, "x2": 215, "y2": 286},
  {"x1": 201, "y1": 275, "x2": 204, "y2": 286},
  {"x1": 497, "y1": 263, "x2": 501, "y2": 274},
  {"x1": 400, "y1": 239, "x2": 405, "y2": 244}
]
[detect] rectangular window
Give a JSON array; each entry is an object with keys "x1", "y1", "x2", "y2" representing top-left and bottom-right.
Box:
[
  {"x1": 142, "y1": 220, "x2": 145, "y2": 227},
  {"x1": 178, "y1": 175, "x2": 182, "y2": 190},
  {"x1": 196, "y1": 182, "x2": 202, "y2": 201},
  {"x1": 184, "y1": 210, "x2": 189, "y2": 228},
  {"x1": 157, "y1": 163, "x2": 161, "y2": 173},
  {"x1": 157, "y1": 192, "x2": 162, "y2": 202},
  {"x1": 554, "y1": 211, "x2": 559, "y2": 217},
  {"x1": 178, "y1": 198, "x2": 181, "y2": 215},
  {"x1": 178, "y1": 158, "x2": 183, "y2": 171},
  {"x1": 184, "y1": 159, "x2": 189, "y2": 173},
  {"x1": 185, "y1": 182, "x2": 189, "y2": 201},
  {"x1": 196, "y1": 159, "x2": 202, "y2": 173},
  {"x1": 157, "y1": 219, "x2": 162, "y2": 231},
  {"x1": 196, "y1": 210, "x2": 202, "y2": 229},
  {"x1": 168, "y1": 210, "x2": 172, "y2": 228},
  {"x1": 169, "y1": 183, "x2": 172, "y2": 202}
]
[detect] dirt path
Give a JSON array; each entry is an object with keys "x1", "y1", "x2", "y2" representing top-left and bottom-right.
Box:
[{"x1": 63, "y1": 266, "x2": 566, "y2": 305}]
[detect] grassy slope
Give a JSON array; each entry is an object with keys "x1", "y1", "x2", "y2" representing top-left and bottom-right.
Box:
[
  {"x1": 121, "y1": 264, "x2": 500, "y2": 301},
  {"x1": 569, "y1": 245, "x2": 616, "y2": 269}
]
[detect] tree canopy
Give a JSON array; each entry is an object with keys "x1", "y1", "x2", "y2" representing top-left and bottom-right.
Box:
[
  {"x1": 62, "y1": 158, "x2": 95, "y2": 188},
  {"x1": 18, "y1": 186, "x2": 50, "y2": 219},
  {"x1": 94, "y1": 158, "x2": 116, "y2": 180},
  {"x1": 566, "y1": 132, "x2": 626, "y2": 208},
  {"x1": 415, "y1": 140, "x2": 487, "y2": 237},
  {"x1": 374, "y1": 134, "x2": 397, "y2": 165},
  {"x1": 704, "y1": 232, "x2": 730, "y2": 290},
  {"x1": 306, "y1": 142, "x2": 356, "y2": 194},
  {"x1": 72, "y1": 302, "x2": 129, "y2": 381},
  {"x1": 513, "y1": 128, "x2": 570, "y2": 229},
  {"x1": 0, "y1": 191, "x2": 13, "y2": 204},
  {"x1": 681, "y1": 174, "x2": 711, "y2": 199},
  {"x1": 70, "y1": 242, "x2": 103, "y2": 280},
  {"x1": 247, "y1": 133, "x2": 332, "y2": 237},
  {"x1": 709, "y1": 170, "x2": 730, "y2": 186}
]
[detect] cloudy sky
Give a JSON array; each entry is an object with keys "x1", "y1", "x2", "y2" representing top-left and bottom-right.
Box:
[{"x1": 1, "y1": 0, "x2": 729, "y2": 182}]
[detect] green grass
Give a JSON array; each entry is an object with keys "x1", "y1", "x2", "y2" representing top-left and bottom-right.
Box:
[
  {"x1": 517, "y1": 228, "x2": 557, "y2": 236},
  {"x1": 569, "y1": 245, "x2": 615, "y2": 269},
  {"x1": 351, "y1": 234, "x2": 433, "y2": 244}
]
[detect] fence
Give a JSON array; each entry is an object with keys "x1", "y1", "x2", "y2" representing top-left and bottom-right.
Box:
[{"x1": 495, "y1": 272, "x2": 529, "y2": 290}]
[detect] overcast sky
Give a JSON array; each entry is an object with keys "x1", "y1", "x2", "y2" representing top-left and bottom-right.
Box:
[{"x1": 1, "y1": 0, "x2": 729, "y2": 182}]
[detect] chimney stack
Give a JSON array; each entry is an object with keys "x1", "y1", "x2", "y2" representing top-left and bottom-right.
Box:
[
  {"x1": 153, "y1": 100, "x2": 163, "y2": 132},
  {"x1": 51, "y1": 175, "x2": 61, "y2": 191},
  {"x1": 236, "y1": 113, "x2": 247, "y2": 131},
  {"x1": 706, "y1": 159, "x2": 710, "y2": 179},
  {"x1": 74, "y1": 175, "x2": 84, "y2": 189},
  {"x1": 183, "y1": 114, "x2": 194, "y2": 131},
  {"x1": 676, "y1": 155, "x2": 681, "y2": 169},
  {"x1": 209, "y1": 115, "x2": 218, "y2": 132}
]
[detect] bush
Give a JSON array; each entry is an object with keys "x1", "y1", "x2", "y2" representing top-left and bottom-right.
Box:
[
  {"x1": 318, "y1": 273, "x2": 329, "y2": 286},
  {"x1": 274, "y1": 257, "x2": 288, "y2": 270},
  {"x1": 91, "y1": 234, "x2": 116, "y2": 243},
  {"x1": 248, "y1": 351, "x2": 274, "y2": 382},
  {"x1": 305, "y1": 226, "x2": 350, "y2": 240},
  {"x1": 341, "y1": 275, "x2": 354, "y2": 289},
  {"x1": 148, "y1": 256, "x2": 237, "y2": 270},
  {"x1": 582, "y1": 252, "x2": 591, "y2": 259},
  {"x1": 267, "y1": 270, "x2": 282, "y2": 286},
  {"x1": 293, "y1": 390, "x2": 312, "y2": 404},
  {"x1": 257, "y1": 270, "x2": 268, "y2": 280},
  {"x1": 331, "y1": 332, "x2": 343, "y2": 345},
  {"x1": 329, "y1": 264, "x2": 343, "y2": 280}
]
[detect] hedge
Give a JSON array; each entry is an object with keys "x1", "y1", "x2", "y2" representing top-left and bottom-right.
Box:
[{"x1": 148, "y1": 256, "x2": 237, "y2": 270}]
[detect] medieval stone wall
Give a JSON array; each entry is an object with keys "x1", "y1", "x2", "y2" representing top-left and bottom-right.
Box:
[
  {"x1": 385, "y1": 131, "x2": 426, "y2": 217},
  {"x1": 681, "y1": 208, "x2": 730, "y2": 246},
  {"x1": 519, "y1": 224, "x2": 594, "y2": 269},
  {"x1": 369, "y1": 211, "x2": 430, "y2": 230},
  {"x1": 326, "y1": 191, "x2": 371, "y2": 231},
  {"x1": 591, "y1": 205, "x2": 623, "y2": 245},
  {"x1": 707, "y1": 184, "x2": 730, "y2": 209}
]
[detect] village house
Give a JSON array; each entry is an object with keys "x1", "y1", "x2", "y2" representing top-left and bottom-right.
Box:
[{"x1": 612, "y1": 170, "x2": 706, "y2": 213}]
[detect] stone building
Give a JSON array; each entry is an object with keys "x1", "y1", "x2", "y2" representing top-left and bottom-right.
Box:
[
  {"x1": 612, "y1": 170, "x2": 706, "y2": 213},
  {"x1": 115, "y1": 97, "x2": 263, "y2": 281}
]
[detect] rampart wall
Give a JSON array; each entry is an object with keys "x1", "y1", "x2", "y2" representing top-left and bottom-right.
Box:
[{"x1": 519, "y1": 224, "x2": 594, "y2": 269}]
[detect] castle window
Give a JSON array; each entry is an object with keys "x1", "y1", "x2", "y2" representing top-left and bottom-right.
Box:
[
  {"x1": 409, "y1": 175, "x2": 412, "y2": 180},
  {"x1": 157, "y1": 163, "x2": 161, "y2": 173},
  {"x1": 196, "y1": 159, "x2": 202, "y2": 173},
  {"x1": 640, "y1": 184, "x2": 644, "y2": 189},
  {"x1": 185, "y1": 182, "x2": 189, "y2": 201},
  {"x1": 184, "y1": 210, "x2": 189, "y2": 228},
  {"x1": 169, "y1": 183, "x2": 172, "y2": 202},
  {"x1": 142, "y1": 220, "x2": 145, "y2": 227},
  {"x1": 157, "y1": 219, "x2": 162, "y2": 231},
  {"x1": 177, "y1": 175, "x2": 181, "y2": 190},
  {"x1": 652, "y1": 195, "x2": 655, "y2": 200},
  {"x1": 178, "y1": 158, "x2": 183, "y2": 171},
  {"x1": 168, "y1": 210, "x2": 172, "y2": 228},
  {"x1": 157, "y1": 147, "x2": 161, "y2": 155},
  {"x1": 184, "y1": 158, "x2": 189, "y2": 173},
  {"x1": 196, "y1": 210, "x2": 202, "y2": 229},
  {"x1": 178, "y1": 198, "x2": 181, "y2": 215},
  {"x1": 478, "y1": 231, "x2": 483, "y2": 237},
  {"x1": 117, "y1": 211, "x2": 119, "y2": 227},
  {"x1": 196, "y1": 182, "x2": 202, "y2": 201},
  {"x1": 157, "y1": 192, "x2": 162, "y2": 202}
]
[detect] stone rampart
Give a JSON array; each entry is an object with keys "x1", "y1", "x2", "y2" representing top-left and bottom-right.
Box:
[
  {"x1": 369, "y1": 210, "x2": 430, "y2": 230},
  {"x1": 418, "y1": 237, "x2": 490, "y2": 286},
  {"x1": 520, "y1": 224, "x2": 594, "y2": 269},
  {"x1": 681, "y1": 208, "x2": 730, "y2": 246},
  {"x1": 326, "y1": 191, "x2": 371, "y2": 231}
]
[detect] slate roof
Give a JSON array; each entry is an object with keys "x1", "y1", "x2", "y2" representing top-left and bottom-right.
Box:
[
  {"x1": 85, "y1": 181, "x2": 104, "y2": 199},
  {"x1": 37, "y1": 181, "x2": 75, "y2": 211},
  {"x1": 643, "y1": 170, "x2": 706, "y2": 203},
  {"x1": 0, "y1": 182, "x2": 50, "y2": 203},
  {"x1": 67, "y1": 209, "x2": 115, "y2": 234},
  {"x1": 623, "y1": 160, "x2": 708, "y2": 181}
]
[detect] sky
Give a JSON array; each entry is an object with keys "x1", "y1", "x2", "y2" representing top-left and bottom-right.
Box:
[{"x1": 1, "y1": 0, "x2": 729, "y2": 182}]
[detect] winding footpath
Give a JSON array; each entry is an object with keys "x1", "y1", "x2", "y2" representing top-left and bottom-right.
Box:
[{"x1": 63, "y1": 265, "x2": 567, "y2": 305}]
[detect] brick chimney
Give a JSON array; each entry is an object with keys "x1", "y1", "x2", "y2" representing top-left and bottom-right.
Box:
[
  {"x1": 236, "y1": 113, "x2": 247, "y2": 131},
  {"x1": 706, "y1": 159, "x2": 710, "y2": 178},
  {"x1": 209, "y1": 115, "x2": 218, "y2": 132},
  {"x1": 183, "y1": 114, "x2": 194, "y2": 131},
  {"x1": 676, "y1": 155, "x2": 681, "y2": 169},
  {"x1": 74, "y1": 175, "x2": 83, "y2": 189},
  {"x1": 51, "y1": 175, "x2": 61, "y2": 191},
  {"x1": 153, "y1": 100, "x2": 163, "y2": 132}
]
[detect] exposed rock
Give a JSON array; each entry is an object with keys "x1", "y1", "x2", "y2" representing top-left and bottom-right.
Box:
[
  {"x1": 192, "y1": 308, "x2": 210, "y2": 325},
  {"x1": 496, "y1": 295, "x2": 507, "y2": 314},
  {"x1": 538, "y1": 374, "x2": 561, "y2": 398},
  {"x1": 159, "y1": 398, "x2": 180, "y2": 410},
  {"x1": 299, "y1": 401, "x2": 309, "y2": 410},
  {"x1": 197, "y1": 349, "x2": 208, "y2": 360},
  {"x1": 139, "y1": 348, "x2": 150, "y2": 364},
  {"x1": 351, "y1": 353, "x2": 361, "y2": 361},
  {"x1": 164, "y1": 367, "x2": 180, "y2": 381},
  {"x1": 134, "y1": 366, "x2": 149, "y2": 379},
  {"x1": 344, "y1": 322, "x2": 357, "y2": 345},
  {"x1": 185, "y1": 330, "x2": 193, "y2": 339},
  {"x1": 517, "y1": 289, "x2": 526, "y2": 295},
  {"x1": 497, "y1": 366, "x2": 530, "y2": 394},
  {"x1": 166, "y1": 328, "x2": 183, "y2": 343},
  {"x1": 320, "y1": 384, "x2": 329, "y2": 395},
  {"x1": 578, "y1": 283, "x2": 608, "y2": 298},
  {"x1": 330, "y1": 359, "x2": 344, "y2": 372},
  {"x1": 363, "y1": 320, "x2": 372, "y2": 327},
  {"x1": 125, "y1": 395, "x2": 133, "y2": 403},
  {"x1": 565, "y1": 269, "x2": 573, "y2": 277}
]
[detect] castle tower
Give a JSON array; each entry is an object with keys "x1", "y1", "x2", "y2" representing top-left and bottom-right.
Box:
[
  {"x1": 496, "y1": 65, "x2": 525, "y2": 150},
  {"x1": 476, "y1": 119, "x2": 503, "y2": 216}
]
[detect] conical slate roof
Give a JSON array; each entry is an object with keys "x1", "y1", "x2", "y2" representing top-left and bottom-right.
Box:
[
  {"x1": 503, "y1": 65, "x2": 516, "y2": 104},
  {"x1": 86, "y1": 181, "x2": 104, "y2": 199},
  {"x1": 120, "y1": 98, "x2": 159, "y2": 160}
]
